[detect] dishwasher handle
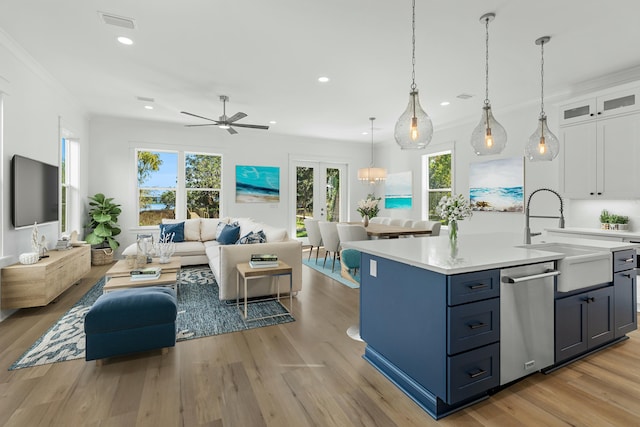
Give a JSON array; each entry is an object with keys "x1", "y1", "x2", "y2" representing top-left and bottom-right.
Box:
[{"x1": 502, "y1": 269, "x2": 560, "y2": 284}]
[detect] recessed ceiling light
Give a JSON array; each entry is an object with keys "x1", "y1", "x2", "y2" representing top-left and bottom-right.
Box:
[
  {"x1": 440, "y1": 101, "x2": 450, "y2": 106},
  {"x1": 269, "y1": 120, "x2": 277, "y2": 124},
  {"x1": 456, "y1": 93, "x2": 474, "y2": 100},
  {"x1": 117, "y1": 36, "x2": 133, "y2": 45},
  {"x1": 144, "y1": 105, "x2": 154, "y2": 110},
  {"x1": 362, "y1": 131, "x2": 369, "y2": 135},
  {"x1": 318, "y1": 76, "x2": 330, "y2": 83}
]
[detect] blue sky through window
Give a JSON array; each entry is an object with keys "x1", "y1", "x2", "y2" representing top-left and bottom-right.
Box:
[{"x1": 139, "y1": 151, "x2": 178, "y2": 188}]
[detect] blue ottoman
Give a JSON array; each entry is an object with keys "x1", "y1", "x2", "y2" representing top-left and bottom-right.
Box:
[{"x1": 85, "y1": 286, "x2": 177, "y2": 364}]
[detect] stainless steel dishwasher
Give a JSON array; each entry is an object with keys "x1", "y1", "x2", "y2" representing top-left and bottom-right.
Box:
[{"x1": 500, "y1": 262, "x2": 559, "y2": 385}]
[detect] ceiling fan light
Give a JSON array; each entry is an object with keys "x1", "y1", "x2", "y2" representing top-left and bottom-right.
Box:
[{"x1": 219, "y1": 124, "x2": 230, "y2": 129}]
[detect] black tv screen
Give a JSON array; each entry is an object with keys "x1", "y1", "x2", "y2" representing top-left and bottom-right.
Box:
[{"x1": 11, "y1": 155, "x2": 59, "y2": 228}]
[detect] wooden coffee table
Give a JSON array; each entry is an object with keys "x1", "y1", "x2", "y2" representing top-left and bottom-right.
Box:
[{"x1": 103, "y1": 257, "x2": 182, "y2": 293}]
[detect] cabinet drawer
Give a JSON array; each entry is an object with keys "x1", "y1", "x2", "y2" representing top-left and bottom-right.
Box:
[
  {"x1": 448, "y1": 298, "x2": 500, "y2": 355},
  {"x1": 448, "y1": 270, "x2": 499, "y2": 305},
  {"x1": 447, "y1": 343, "x2": 499, "y2": 404},
  {"x1": 613, "y1": 249, "x2": 636, "y2": 272}
]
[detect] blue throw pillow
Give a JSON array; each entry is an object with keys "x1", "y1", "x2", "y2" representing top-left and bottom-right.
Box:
[
  {"x1": 237, "y1": 230, "x2": 267, "y2": 245},
  {"x1": 218, "y1": 223, "x2": 240, "y2": 245},
  {"x1": 159, "y1": 222, "x2": 185, "y2": 243}
]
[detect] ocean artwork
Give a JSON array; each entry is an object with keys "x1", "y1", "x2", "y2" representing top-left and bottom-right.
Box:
[
  {"x1": 469, "y1": 157, "x2": 524, "y2": 212},
  {"x1": 236, "y1": 165, "x2": 280, "y2": 203},
  {"x1": 385, "y1": 171, "x2": 412, "y2": 209}
]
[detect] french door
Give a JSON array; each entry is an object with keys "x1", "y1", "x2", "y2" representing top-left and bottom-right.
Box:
[{"x1": 291, "y1": 160, "x2": 346, "y2": 240}]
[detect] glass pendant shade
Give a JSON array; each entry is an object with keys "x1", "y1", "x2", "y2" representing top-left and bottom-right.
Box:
[
  {"x1": 470, "y1": 105, "x2": 507, "y2": 155},
  {"x1": 358, "y1": 167, "x2": 387, "y2": 184},
  {"x1": 525, "y1": 116, "x2": 559, "y2": 161},
  {"x1": 394, "y1": 91, "x2": 433, "y2": 150}
]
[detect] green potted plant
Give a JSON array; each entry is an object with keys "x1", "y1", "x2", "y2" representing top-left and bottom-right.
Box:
[
  {"x1": 85, "y1": 193, "x2": 122, "y2": 265},
  {"x1": 600, "y1": 210, "x2": 610, "y2": 230}
]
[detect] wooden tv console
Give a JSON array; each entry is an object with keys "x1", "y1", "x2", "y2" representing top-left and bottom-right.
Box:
[{"x1": 1, "y1": 245, "x2": 91, "y2": 309}]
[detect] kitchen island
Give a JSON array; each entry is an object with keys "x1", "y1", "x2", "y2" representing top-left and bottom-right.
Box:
[{"x1": 342, "y1": 233, "x2": 638, "y2": 419}]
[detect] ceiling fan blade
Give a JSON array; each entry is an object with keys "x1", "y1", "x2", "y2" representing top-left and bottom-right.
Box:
[
  {"x1": 226, "y1": 112, "x2": 247, "y2": 123},
  {"x1": 227, "y1": 127, "x2": 238, "y2": 135},
  {"x1": 185, "y1": 123, "x2": 218, "y2": 127},
  {"x1": 230, "y1": 123, "x2": 269, "y2": 130},
  {"x1": 180, "y1": 111, "x2": 220, "y2": 123}
]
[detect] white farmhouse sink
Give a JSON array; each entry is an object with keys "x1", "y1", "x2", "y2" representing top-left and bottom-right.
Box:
[{"x1": 521, "y1": 242, "x2": 612, "y2": 292}]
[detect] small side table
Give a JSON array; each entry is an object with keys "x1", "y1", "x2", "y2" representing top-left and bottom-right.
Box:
[{"x1": 236, "y1": 261, "x2": 293, "y2": 322}]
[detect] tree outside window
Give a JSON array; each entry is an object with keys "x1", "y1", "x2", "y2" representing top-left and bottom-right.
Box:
[{"x1": 424, "y1": 151, "x2": 452, "y2": 222}]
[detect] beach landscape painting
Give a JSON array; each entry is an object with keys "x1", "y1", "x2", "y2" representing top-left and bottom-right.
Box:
[
  {"x1": 235, "y1": 165, "x2": 280, "y2": 203},
  {"x1": 384, "y1": 171, "x2": 412, "y2": 209},
  {"x1": 469, "y1": 157, "x2": 523, "y2": 212}
]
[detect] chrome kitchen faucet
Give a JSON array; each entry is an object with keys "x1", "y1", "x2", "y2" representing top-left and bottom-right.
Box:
[{"x1": 524, "y1": 188, "x2": 565, "y2": 244}]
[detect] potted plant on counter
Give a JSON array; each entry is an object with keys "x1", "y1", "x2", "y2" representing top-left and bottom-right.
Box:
[
  {"x1": 85, "y1": 193, "x2": 122, "y2": 265},
  {"x1": 600, "y1": 210, "x2": 610, "y2": 229}
]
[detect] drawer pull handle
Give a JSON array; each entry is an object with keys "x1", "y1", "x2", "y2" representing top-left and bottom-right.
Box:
[
  {"x1": 623, "y1": 273, "x2": 632, "y2": 278},
  {"x1": 468, "y1": 284, "x2": 489, "y2": 290},
  {"x1": 468, "y1": 369, "x2": 487, "y2": 379},
  {"x1": 469, "y1": 322, "x2": 488, "y2": 330},
  {"x1": 623, "y1": 258, "x2": 635, "y2": 263}
]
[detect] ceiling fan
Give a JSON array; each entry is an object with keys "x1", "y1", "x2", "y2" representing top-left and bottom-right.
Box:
[{"x1": 181, "y1": 95, "x2": 269, "y2": 135}]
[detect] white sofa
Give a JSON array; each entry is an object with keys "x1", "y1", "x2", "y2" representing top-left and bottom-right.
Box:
[{"x1": 122, "y1": 217, "x2": 302, "y2": 301}]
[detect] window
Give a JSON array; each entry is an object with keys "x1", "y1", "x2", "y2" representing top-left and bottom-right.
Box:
[
  {"x1": 136, "y1": 149, "x2": 222, "y2": 226},
  {"x1": 422, "y1": 148, "x2": 452, "y2": 222},
  {"x1": 60, "y1": 138, "x2": 69, "y2": 232},
  {"x1": 60, "y1": 136, "x2": 79, "y2": 234}
]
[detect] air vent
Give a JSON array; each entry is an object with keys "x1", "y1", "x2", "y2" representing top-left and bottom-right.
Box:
[
  {"x1": 99, "y1": 11, "x2": 136, "y2": 29},
  {"x1": 456, "y1": 93, "x2": 474, "y2": 100},
  {"x1": 137, "y1": 96, "x2": 155, "y2": 103}
]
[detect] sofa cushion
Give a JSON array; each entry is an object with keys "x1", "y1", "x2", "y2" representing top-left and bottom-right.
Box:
[
  {"x1": 159, "y1": 222, "x2": 185, "y2": 242},
  {"x1": 163, "y1": 218, "x2": 200, "y2": 241},
  {"x1": 237, "y1": 230, "x2": 267, "y2": 245},
  {"x1": 236, "y1": 218, "x2": 261, "y2": 238},
  {"x1": 172, "y1": 241, "x2": 207, "y2": 257},
  {"x1": 218, "y1": 223, "x2": 241, "y2": 245},
  {"x1": 201, "y1": 218, "x2": 229, "y2": 241}
]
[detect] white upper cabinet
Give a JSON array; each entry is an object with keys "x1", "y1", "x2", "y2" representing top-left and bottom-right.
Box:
[{"x1": 560, "y1": 86, "x2": 640, "y2": 199}]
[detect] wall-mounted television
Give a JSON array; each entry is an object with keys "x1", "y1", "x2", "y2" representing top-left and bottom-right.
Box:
[{"x1": 11, "y1": 155, "x2": 59, "y2": 228}]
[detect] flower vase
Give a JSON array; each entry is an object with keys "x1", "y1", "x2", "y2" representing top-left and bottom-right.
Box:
[
  {"x1": 363, "y1": 215, "x2": 369, "y2": 227},
  {"x1": 448, "y1": 220, "x2": 458, "y2": 246}
]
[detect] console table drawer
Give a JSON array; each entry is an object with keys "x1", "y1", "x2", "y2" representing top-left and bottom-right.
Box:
[
  {"x1": 447, "y1": 342, "x2": 500, "y2": 404},
  {"x1": 448, "y1": 298, "x2": 500, "y2": 355},
  {"x1": 448, "y1": 270, "x2": 500, "y2": 305}
]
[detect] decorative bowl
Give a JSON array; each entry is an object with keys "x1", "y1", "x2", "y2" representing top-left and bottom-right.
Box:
[{"x1": 19, "y1": 252, "x2": 40, "y2": 265}]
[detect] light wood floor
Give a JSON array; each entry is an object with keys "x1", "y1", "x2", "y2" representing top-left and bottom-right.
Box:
[{"x1": 0, "y1": 259, "x2": 639, "y2": 426}]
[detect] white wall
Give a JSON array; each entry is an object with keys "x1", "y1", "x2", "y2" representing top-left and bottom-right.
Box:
[
  {"x1": 88, "y1": 116, "x2": 372, "y2": 255},
  {"x1": 0, "y1": 33, "x2": 89, "y2": 320}
]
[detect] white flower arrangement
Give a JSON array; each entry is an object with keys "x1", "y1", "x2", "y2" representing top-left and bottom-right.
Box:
[
  {"x1": 436, "y1": 194, "x2": 472, "y2": 223},
  {"x1": 357, "y1": 194, "x2": 381, "y2": 218}
]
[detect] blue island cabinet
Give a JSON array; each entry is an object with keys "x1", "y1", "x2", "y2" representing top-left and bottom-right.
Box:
[{"x1": 360, "y1": 253, "x2": 501, "y2": 419}]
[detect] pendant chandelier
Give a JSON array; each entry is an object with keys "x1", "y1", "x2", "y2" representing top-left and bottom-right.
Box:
[
  {"x1": 394, "y1": 0, "x2": 433, "y2": 150},
  {"x1": 358, "y1": 117, "x2": 387, "y2": 184},
  {"x1": 470, "y1": 12, "x2": 507, "y2": 155},
  {"x1": 525, "y1": 36, "x2": 559, "y2": 161}
]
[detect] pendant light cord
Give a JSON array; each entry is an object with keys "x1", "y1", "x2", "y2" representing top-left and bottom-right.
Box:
[
  {"x1": 539, "y1": 40, "x2": 546, "y2": 119},
  {"x1": 410, "y1": 0, "x2": 417, "y2": 92},
  {"x1": 369, "y1": 117, "x2": 375, "y2": 167},
  {"x1": 484, "y1": 16, "x2": 490, "y2": 106}
]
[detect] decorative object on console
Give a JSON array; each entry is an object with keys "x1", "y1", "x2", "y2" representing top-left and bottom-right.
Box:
[
  {"x1": 394, "y1": 0, "x2": 433, "y2": 150},
  {"x1": 358, "y1": 117, "x2": 387, "y2": 184},
  {"x1": 469, "y1": 157, "x2": 524, "y2": 212},
  {"x1": 384, "y1": 171, "x2": 413, "y2": 209},
  {"x1": 436, "y1": 194, "x2": 472, "y2": 249},
  {"x1": 18, "y1": 252, "x2": 39, "y2": 265},
  {"x1": 85, "y1": 193, "x2": 121, "y2": 265},
  {"x1": 470, "y1": 12, "x2": 507, "y2": 156},
  {"x1": 525, "y1": 36, "x2": 559, "y2": 161},
  {"x1": 235, "y1": 165, "x2": 280, "y2": 203}
]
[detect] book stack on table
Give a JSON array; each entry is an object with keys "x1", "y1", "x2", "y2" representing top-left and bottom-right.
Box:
[
  {"x1": 130, "y1": 267, "x2": 161, "y2": 281},
  {"x1": 249, "y1": 254, "x2": 278, "y2": 269}
]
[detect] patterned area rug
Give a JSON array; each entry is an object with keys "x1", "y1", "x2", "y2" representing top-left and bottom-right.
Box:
[{"x1": 9, "y1": 266, "x2": 294, "y2": 370}]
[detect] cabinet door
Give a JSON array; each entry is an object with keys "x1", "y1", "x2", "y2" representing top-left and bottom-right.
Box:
[
  {"x1": 598, "y1": 114, "x2": 640, "y2": 198},
  {"x1": 596, "y1": 87, "x2": 640, "y2": 119},
  {"x1": 555, "y1": 294, "x2": 588, "y2": 363},
  {"x1": 586, "y1": 286, "x2": 615, "y2": 348},
  {"x1": 560, "y1": 122, "x2": 598, "y2": 198},
  {"x1": 559, "y1": 98, "x2": 597, "y2": 126},
  {"x1": 614, "y1": 271, "x2": 637, "y2": 338}
]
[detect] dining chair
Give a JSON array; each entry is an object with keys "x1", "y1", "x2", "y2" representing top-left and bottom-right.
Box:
[
  {"x1": 318, "y1": 221, "x2": 341, "y2": 272},
  {"x1": 303, "y1": 218, "x2": 323, "y2": 264},
  {"x1": 412, "y1": 220, "x2": 441, "y2": 237},
  {"x1": 368, "y1": 216, "x2": 388, "y2": 224},
  {"x1": 389, "y1": 218, "x2": 412, "y2": 227},
  {"x1": 336, "y1": 223, "x2": 368, "y2": 243}
]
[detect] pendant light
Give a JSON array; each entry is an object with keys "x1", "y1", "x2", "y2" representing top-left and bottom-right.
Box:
[
  {"x1": 358, "y1": 117, "x2": 387, "y2": 184},
  {"x1": 525, "y1": 36, "x2": 559, "y2": 161},
  {"x1": 394, "y1": 0, "x2": 433, "y2": 150},
  {"x1": 470, "y1": 13, "x2": 507, "y2": 155}
]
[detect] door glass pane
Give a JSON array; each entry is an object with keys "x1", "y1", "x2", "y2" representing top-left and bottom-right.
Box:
[
  {"x1": 326, "y1": 167, "x2": 340, "y2": 222},
  {"x1": 296, "y1": 166, "x2": 314, "y2": 237}
]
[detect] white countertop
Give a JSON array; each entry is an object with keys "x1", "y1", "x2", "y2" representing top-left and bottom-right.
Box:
[
  {"x1": 546, "y1": 227, "x2": 640, "y2": 241},
  {"x1": 341, "y1": 232, "x2": 639, "y2": 275}
]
